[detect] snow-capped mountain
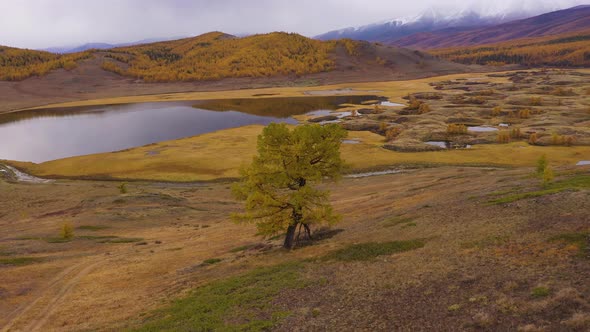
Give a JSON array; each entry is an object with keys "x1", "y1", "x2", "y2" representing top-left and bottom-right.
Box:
[
  {"x1": 315, "y1": 8, "x2": 538, "y2": 42},
  {"x1": 393, "y1": 5, "x2": 590, "y2": 49}
]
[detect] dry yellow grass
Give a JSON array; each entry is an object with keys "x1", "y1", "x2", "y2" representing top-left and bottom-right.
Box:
[
  {"x1": 21, "y1": 71, "x2": 515, "y2": 111},
  {"x1": 2, "y1": 165, "x2": 589, "y2": 330},
  {"x1": 8, "y1": 125, "x2": 589, "y2": 182}
]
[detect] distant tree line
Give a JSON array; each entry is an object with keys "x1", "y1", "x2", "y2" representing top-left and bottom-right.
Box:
[
  {"x1": 0, "y1": 47, "x2": 92, "y2": 81},
  {"x1": 431, "y1": 30, "x2": 590, "y2": 67}
]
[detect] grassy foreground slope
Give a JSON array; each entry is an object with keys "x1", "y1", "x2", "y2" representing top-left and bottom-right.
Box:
[{"x1": 2, "y1": 166, "x2": 589, "y2": 331}]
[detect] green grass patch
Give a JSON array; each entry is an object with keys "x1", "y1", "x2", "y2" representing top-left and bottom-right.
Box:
[
  {"x1": 531, "y1": 286, "x2": 551, "y2": 298},
  {"x1": 202, "y1": 258, "x2": 222, "y2": 265},
  {"x1": 488, "y1": 188, "x2": 520, "y2": 197},
  {"x1": 98, "y1": 237, "x2": 144, "y2": 244},
  {"x1": 229, "y1": 244, "x2": 255, "y2": 253},
  {"x1": 79, "y1": 235, "x2": 119, "y2": 240},
  {"x1": 268, "y1": 234, "x2": 284, "y2": 241},
  {"x1": 78, "y1": 225, "x2": 110, "y2": 231},
  {"x1": 132, "y1": 262, "x2": 305, "y2": 331},
  {"x1": 45, "y1": 237, "x2": 73, "y2": 243},
  {"x1": 0, "y1": 257, "x2": 43, "y2": 266},
  {"x1": 550, "y1": 232, "x2": 589, "y2": 258},
  {"x1": 381, "y1": 216, "x2": 416, "y2": 228},
  {"x1": 324, "y1": 239, "x2": 425, "y2": 262},
  {"x1": 15, "y1": 236, "x2": 41, "y2": 241},
  {"x1": 489, "y1": 174, "x2": 590, "y2": 204}
]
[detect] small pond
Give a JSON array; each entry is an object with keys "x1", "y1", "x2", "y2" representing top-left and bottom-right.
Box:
[
  {"x1": 0, "y1": 95, "x2": 383, "y2": 162},
  {"x1": 380, "y1": 101, "x2": 405, "y2": 107},
  {"x1": 425, "y1": 141, "x2": 472, "y2": 149},
  {"x1": 468, "y1": 126, "x2": 499, "y2": 132}
]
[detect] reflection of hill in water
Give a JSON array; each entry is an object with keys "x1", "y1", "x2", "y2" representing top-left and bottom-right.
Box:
[
  {"x1": 0, "y1": 95, "x2": 383, "y2": 126},
  {"x1": 0, "y1": 105, "x2": 123, "y2": 126},
  {"x1": 192, "y1": 95, "x2": 383, "y2": 117}
]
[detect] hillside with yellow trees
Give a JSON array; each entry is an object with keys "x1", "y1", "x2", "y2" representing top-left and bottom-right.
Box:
[
  {"x1": 101, "y1": 32, "x2": 361, "y2": 82},
  {"x1": 0, "y1": 31, "x2": 468, "y2": 84},
  {"x1": 430, "y1": 30, "x2": 590, "y2": 67},
  {"x1": 0, "y1": 46, "x2": 92, "y2": 81}
]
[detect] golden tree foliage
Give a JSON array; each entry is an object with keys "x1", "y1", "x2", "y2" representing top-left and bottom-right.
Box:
[
  {"x1": 0, "y1": 46, "x2": 92, "y2": 81},
  {"x1": 102, "y1": 32, "x2": 362, "y2": 82},
  {"x1": 431, "y1": 30, "x2": 590, "y2": 67}
]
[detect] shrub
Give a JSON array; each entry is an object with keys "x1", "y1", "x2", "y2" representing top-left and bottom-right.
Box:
[
  {"x1": 551, "y1": 132, "x2": 562, "y2": 145},
  {"x1": 378, "y1": 121, "x2": 388, "y2": 134},
  {"x1": 550, "y1": 133, "x2": 575, "y2": 146},
  {"x1": 543, "y1": 167, "x2": 554, "y2": 186},
  {"x1": 531, "y1": 286, "x2": 550, "y2": 298},
  {"x1": 497, "y1": 131, "x2": 511, "y2": 144},
  {"x1": 407, "y1": 96, "x2": 421, "y2": 110},
  {"x1": 519, "y1": 109, "x2": 531, "y2": 119},
  {"x1": 118, "y1": 182, "x2": 128, "y2": 194},
  {"x1": 61, "y1": 222, "x2": 74, "y2": 240},
  {"x1": 510, "y1": 128, "x2": 521, "y2": 139},
  {"x1": 491, "y1": 106, "x2": 502, "y2": 116},
  {"x1": 530, "y1": 97, "x2": 542, "y2": 106},
  {"x1": 466, "y1": 96, "x2": 486, "y2": 105},
  {"x1": 447, "y1": 124, "x2": 467, "y2": 135},
  {"x1": 536, "y1": 155, "x2": 547, "y2": 176},
  {"x1": 373, "y1": 104, "x2": 383, "y2": 113},
  {"x1": 418, "y1": 103, "x2": 431, "y2": 114},
  {"x1": 528, "y1": 133, "x2": 538, "y2": 145},
  {"x1": 385, "y1": 127, "x2": 401, "y2": 141},
  {"x1": 563, "y1": 135, "x2": 576, "y2": 146},
  {"x1": 552, "y1": 87, "x2": 575, "y2": 96}
]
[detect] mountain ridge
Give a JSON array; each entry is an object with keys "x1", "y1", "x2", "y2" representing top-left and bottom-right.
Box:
[
  {"x1": 393, "y1": 5, "x2": 590, "y2": 49},
  {"x1": 315, "y1": 8, "x2": 536, "y2": 42},
  {"x1": 41, "y1": 36, "x2": 188, "y2": 54}
]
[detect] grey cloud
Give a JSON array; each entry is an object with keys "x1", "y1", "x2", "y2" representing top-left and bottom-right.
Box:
[{"x1": 1, "y1": 0, "x2": 587, "y2": 48}]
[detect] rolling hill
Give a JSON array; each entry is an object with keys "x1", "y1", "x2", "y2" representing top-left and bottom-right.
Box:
[
  {"x1": 0, "y1": 46, "x2": 91, "y2": 81},
  {"x1": 393, "y1": 5, "x2": 590, "y2": 49},
  {"x1": 431, "y1": 29, "x2": 590, "y2": 67},
  {"x1": 0, "y1": 31, "x2": 475, "y2": 113},
  {"x1": 100, "y1": 31, "x2": 471, "y2": 82},
  {"x1": 4, "y1": 31, "x2": 467, "y2": 83}
]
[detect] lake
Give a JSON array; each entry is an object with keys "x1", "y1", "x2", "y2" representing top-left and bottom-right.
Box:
[{"x1": 0, "y1": 95, "x2": 381, "y2": 163}]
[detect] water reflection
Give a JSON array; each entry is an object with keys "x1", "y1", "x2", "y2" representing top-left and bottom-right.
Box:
[{"x1": 0, "y1": 95, "x2": 382, "y2": 163}]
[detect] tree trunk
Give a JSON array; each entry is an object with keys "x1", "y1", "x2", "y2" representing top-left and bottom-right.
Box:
[{"x1": 283, "y1": 224, "x2": 298, "y2": 249}]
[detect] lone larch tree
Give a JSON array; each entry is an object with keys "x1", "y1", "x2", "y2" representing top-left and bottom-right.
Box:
[{"x1": 232, "y1": 123, "x2": 346, "y2": 249}]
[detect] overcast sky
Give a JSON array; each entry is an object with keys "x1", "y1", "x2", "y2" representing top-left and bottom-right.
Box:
[{"x1": 1, "y1": 0, "x2": 587, "y2": 49}]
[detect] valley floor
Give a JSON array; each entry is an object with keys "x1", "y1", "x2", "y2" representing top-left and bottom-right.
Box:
[
  {"x1": 1, "y1": 165, "x2": 589, "y2": 331},
  {"x1": 1, "y1": 67, "x2": 589, "y2": 331}
]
